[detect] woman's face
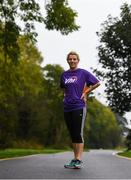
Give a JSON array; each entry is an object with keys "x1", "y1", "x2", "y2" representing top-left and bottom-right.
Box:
[{"x1": 67, "y1": 54, "x2": 79, "y2": 70}]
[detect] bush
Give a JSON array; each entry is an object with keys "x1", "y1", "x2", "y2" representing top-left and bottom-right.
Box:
[
  {"x1": 125, "y1": 129, "x2": 131, "y2": 151},
  {"x1": 12, "y1": 139, "x2": 44, "y2": 149}
]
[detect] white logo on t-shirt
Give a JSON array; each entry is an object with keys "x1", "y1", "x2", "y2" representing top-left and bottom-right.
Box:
[{"x1": 65, "y1": 76, "x2": 77, "y2": 84}]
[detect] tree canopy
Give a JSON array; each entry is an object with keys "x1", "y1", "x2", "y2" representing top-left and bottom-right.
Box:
[
  {"x1": 0, "y1": 35, "x2": 122, "y2": 149},
  {"x1": 44, "y1": 0, "x2": 80, "y2": 35},
  {"x1": 94, "y1": 3, "x2": 131, "y2": 115},
  {"x1": 0, "y1": 1, "x2": 123, "y2": 149},
  {"x1": 0, "y1": 0, "x2": 79, "y2": 64},
  {"x1": 84, "y1": 98, "x2": 121, "y2": 149}
]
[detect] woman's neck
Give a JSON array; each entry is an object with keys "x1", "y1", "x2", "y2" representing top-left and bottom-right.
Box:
[{"x1": 69, "y1": 67, "x2": 78, "y2": 71}]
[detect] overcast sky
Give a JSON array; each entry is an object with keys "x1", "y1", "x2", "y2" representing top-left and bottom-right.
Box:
[
  {"x1": 36, "y1": 0, "x2": 129, "y2": 69},
  {"x1": 35, "y1": 0, "x2": 131, "y2": 121}
]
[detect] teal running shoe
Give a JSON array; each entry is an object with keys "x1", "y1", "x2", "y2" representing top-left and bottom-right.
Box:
[
  {"x1": 64, "y1": 159, "x2": 83, "y2": 169},
  {"x1": 64, "y1": 159, "x2": 76, "y2": 169},
  {"x1": 74, "y1": 159, "x2": 83, "y2": 169}
]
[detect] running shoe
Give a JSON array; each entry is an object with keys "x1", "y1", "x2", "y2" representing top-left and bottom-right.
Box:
[
  {"x1": 74, "y1": 159, "x2": 83, "y2": 169},
  {"x1": 64, "y1": 159, "x2": 76, "y2": 169},
  {"x1": 64, "y1": 159, "x2": 83, "y2": 169}
]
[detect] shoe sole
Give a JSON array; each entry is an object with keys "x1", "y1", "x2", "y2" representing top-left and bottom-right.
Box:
[
  {"x1": 64, "y1": 165, "x2": 82, "y2": 169},
  {"x1": 74, "y1": 166, "x2": 82, "y2": 169},
  {"x1": 64, "y1": 165, "x2": 75, "y2": 169}
]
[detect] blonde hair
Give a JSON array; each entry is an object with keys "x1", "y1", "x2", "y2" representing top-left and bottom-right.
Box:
[{"x1": 66, "y1": 51, "x2": 80, "y2": 61}]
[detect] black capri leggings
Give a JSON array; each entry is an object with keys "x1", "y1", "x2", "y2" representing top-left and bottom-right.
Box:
[{"x1": 64, "y1": 107, "x2": 87, "y2": 143}]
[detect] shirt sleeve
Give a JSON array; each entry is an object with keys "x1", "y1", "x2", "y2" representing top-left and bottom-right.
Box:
[{"x1": 85, "y1": 70, "x2": 99, "y2": 86}]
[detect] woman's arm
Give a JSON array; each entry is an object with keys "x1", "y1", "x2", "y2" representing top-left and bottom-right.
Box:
[{"x1": 80, "y1": 82, "x2": 100, "y2": 100}]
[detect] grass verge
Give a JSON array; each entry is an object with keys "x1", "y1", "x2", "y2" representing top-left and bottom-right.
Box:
[
  {"x1": 117, "y1": 150, "x2": 131, "y2": 158},
  {"x1": 0, "y1": 148, "x2": 66, "y2": 159}
]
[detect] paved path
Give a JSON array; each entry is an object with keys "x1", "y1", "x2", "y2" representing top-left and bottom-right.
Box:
[{"x1": 0, "y1": 150, "x2": 131, "y2": 179}]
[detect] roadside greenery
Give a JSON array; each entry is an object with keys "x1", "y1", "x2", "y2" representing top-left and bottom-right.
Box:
[
  {"x1": 125, "y1": 130, "x2": 131, "y2": 151},
  {"x1": 0, "y1": 35, "x2": 122, "y2": 149},
  {"x1": 0, "y1": 0, "x2": 79, "y2": 149},
  {"x1": 1, "y1": 1, "x2": 130, "y2": 150},
  {"x1": 0, "y1": 148, "x2": 66, "y2": 159},
  {"x1": 85, "y1": 98, "x2": 121, "y2": 149},
  {"x1": 118, "y1": 150, "x2": 131, "y2": 158},
  {"x1": 93, "y1": 3, "x2": 131, "y2": 151}
]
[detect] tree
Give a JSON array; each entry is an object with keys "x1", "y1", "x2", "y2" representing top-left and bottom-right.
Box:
[
  {"x1": 41, "y1": 64, "x2": 69, "y2": 147},
  {"x1": 0, "y1": 35, "x2": 44, "y2": 148},
  {"x1": 0, "y1": 0, "x2": 79, "y2": 148},
  {"x1": 0, "y1": 0, "x2": 79, "y2": 64},
  {"x1": 0, "y1": 0, "x2": 44, "y2": 64},
  {"x1": 44, "y1": 0, "x2": 80, "y2": 35},
  {"x1": 85, "y1": 98, "x2": 122, "y2": 149},
  {"x1": 26, "y1": 64, "x2": 71, "y2": 148},
  {"x1": 15, "y1": 36, "x2": 44, "y2": 139},
  {"x1": 94, "y1": 3, "x2": 131, "y2": 115}
]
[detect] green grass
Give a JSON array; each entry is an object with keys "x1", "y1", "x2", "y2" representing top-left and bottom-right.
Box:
[
  {"x1": 0, "y1": 148, "x2": 66, "y2": 159},
  {"x1": 118, "y1": 150, "x2": 131, "y2": 158}
]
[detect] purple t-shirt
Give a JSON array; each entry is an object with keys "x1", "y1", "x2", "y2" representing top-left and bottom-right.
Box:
[{"x1": 60, "y1": 68, "x2": 99, "y2": 112}]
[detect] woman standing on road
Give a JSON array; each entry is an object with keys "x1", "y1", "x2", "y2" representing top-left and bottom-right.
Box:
[{"x1": 60, "y1": 51, "x2": 100, "y2": 169}]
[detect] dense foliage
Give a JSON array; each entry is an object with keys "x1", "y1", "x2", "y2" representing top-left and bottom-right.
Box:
[
  {"x1": 44, "y1": 0, "x2": 80, "y2": 35},
  {"x1": 0, "y1": 36, "x2": 122, "y2": 149},
  {"x1": 85, "y1": 98, "x2": 121, "y2": 149},
  {"x1": 126, "y1": 130, "x2": 131, "y2": 150},
  {"x1": 94, "y1": 3, "x2": 131, "y2": 115},
  {"x1": 0, "y1": 1, "x2": 123, "y2": 149},
  {"x1": 0, "y1": 0, "x2": 79, "y2": 64}
]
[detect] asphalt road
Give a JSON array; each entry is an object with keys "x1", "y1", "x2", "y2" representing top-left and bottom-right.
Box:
[{"x1": 0, "y1": 150, "x2": 131, "y2": 179}]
